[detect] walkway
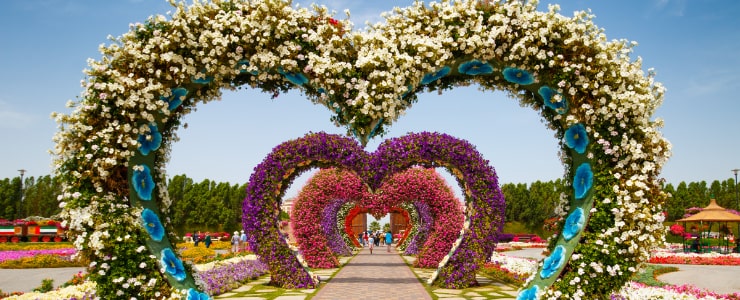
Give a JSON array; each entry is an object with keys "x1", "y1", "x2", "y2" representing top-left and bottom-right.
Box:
[{"x1": 312, "y1": 246, "x2": 431, "y2": 300}]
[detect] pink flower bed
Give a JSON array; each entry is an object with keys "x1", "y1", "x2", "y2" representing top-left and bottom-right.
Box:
[
  {"x1": 619, "y1": 282, "x2": 740, "y2": 300},
  {"x1": 0, "y1": 248, "x2": 77, "y2": 262},
  {"x1": 650, "y1": 247, "x2": 740, "y2": 265}
]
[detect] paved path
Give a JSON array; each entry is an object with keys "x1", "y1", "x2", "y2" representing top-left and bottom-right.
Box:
[
  {"x1": 656, "y1": 264, "x2": 740, "y2": 294},
  {"x1": 0, "y1": 267, "x2": 84, "y2": 293},
  {"x1": 312, "y1": 246, "x2": 431, "y2": 300}
]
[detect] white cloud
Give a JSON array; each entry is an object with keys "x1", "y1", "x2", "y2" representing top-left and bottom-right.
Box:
[
  {"x1": 651, "y1": 0, "x2": 686, "y2": 17},
  {"x1": 0, "y1": 101, "x2": 35, "y2": 129}
]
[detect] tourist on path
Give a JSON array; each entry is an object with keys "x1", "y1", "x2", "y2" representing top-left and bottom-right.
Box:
[
  {"x1": 368, "y1": 234, "x2": 375, "y2": 254},
  {"x1": 240, "y1": 230, "x2": 248, "y2": 252},
  {"x1": 204, "y1": 232, "x2": 212, "y2": 248},
  {"x1": 193, "y1": 231, "x2": 201, "y2": 247},
  {"x1": 231, "y1": 231, "x2": 239, "y2": 253},
  {"x1": 385, "y1": 230, "x2": 393, "y2": 252}
]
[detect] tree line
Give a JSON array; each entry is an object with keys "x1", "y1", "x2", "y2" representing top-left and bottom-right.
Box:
[{"x1": 1, "y1": 174, "x2": 738, "y2": 233}]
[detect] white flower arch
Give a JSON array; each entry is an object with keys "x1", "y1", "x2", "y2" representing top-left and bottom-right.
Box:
[{"x1": 54, "y1": 0, "x2": 670, "y2": 298}]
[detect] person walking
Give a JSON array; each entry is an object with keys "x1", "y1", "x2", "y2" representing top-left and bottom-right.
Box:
[
  {"x1": 358, "y1": 232, "x2": 364, "y2": 247},
  {"x1": 204, "y1": 232, "x2": 212, "y2": 248},
  {"x1": 385, "y1": 230, "x2": 393, "y2": 252},
  {"x1": 240, "y1": 230, "x2": 248, "y2": 252},
  {"x1": 368, "y1": 233, "x2": 375, "y2": 254},
  {"x1": 193, "y1": 231, "x2": 201, "y2": 247},
  {"x1": 231, "y1": 231, "x2": 240, "y2": 253},
  {"x1": 374, "y1": 232, "x2": 380, "y2": 247}
]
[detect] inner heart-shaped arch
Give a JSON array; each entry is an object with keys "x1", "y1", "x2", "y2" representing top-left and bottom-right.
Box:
[
  {"x1": 290, "y1": 167, "x2": 464, "y2": 269},
  {"x1": 244, "y1": 131, "x2": 503, "y2": 288}
]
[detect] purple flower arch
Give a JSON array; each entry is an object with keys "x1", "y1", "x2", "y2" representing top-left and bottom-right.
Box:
[
  {"x1": 321, "y1": 199, "x2": 353, "y2": 256},
  {"x1": 244, "y1": 131, "x2": 503, "y2": 288},
  {"x1": 399, "y1": 201, "x2": 433, "y2": 255}
]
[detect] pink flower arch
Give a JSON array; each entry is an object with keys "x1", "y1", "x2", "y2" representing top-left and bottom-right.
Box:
[{"x1": 291, "y1": 167, "x2": 463, "y2": 268}]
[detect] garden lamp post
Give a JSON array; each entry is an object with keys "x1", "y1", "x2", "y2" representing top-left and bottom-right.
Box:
[
  {"x1": 17, "y1": 169, "x2": 26, "y2": 219},
  {"x1": 733, "y1": 169, "x2": 739, "y2": 211}
]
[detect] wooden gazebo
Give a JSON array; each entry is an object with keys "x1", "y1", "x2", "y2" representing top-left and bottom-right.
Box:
[{"x1": 677, "y1": 199, "x2": 740, "y2": 253}]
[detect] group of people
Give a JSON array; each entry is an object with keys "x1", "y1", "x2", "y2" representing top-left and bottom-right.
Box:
[
  {"x1": 358, "y1": 230, "x2": 394, "y2": 254},
  {"x1": 190, "y1": 230, "x2": 248, "y2": 252},
  {"x1": 230, "y1": 230, "x2": 249, "y2": 253},
  {"x1": 192, "y1": 231, "x2": 213, "y2": 248}
]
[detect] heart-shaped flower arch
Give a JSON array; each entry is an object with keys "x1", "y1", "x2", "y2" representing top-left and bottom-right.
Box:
[
  {"x1": 244, "y1": 131, "x2": 502, "y2": 288},
  {"x1": 53, "y1": 0, "x2": 670, "y2": 298},
  {"x1": 290, "y1": 167, "x2": 464, "y2": 269}
]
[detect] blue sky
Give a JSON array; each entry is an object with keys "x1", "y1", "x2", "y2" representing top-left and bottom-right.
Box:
[{"x1": 1, "y1": 0, "x2": 740, "y2": 201}]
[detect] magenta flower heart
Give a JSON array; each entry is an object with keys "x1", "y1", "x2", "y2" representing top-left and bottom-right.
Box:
[
  {"x1": 290, "y1": 167, "x2": 464, "y2": 269},
  {"x1": 243, "y1": 131, "x2": 504, "y2": 288}
]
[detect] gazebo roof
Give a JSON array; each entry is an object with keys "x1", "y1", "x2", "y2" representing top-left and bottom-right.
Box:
[{"x1": 677, "y1": 199, "x2": 740, "y2": 222}]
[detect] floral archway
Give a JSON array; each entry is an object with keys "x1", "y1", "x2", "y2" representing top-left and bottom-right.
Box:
[
  {"x1": 290, "y1": 167, "x2": 463, "y2": 268},
  {"x1": 398, "y1": 201, "x2": 433, "y2": 255},
  {"x1": 245, "y1": 132, "x2": 501, "y2": 288},
  {"x1": 54, "y1": 0, "x2": 669, "y2": 298},
  {"x1": 342, "y1": 205, "x2": 411, "y2": 248},
  {"x1": 289, "y1": 168, "x2": 365, "y2": 268}
]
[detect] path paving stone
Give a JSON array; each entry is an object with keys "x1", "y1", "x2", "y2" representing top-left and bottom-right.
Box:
[
  {"x1": 311, "y1": 247, "x2": 432, "y2": 300},
  {"x1": 273, "y1": 296, "x2": 306, "y2": 300}
]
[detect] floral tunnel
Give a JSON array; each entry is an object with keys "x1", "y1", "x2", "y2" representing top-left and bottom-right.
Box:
[
  {"x1": 289, "y1": 167, "x2": 464, "y2": 268},
  {"x1": 243, "y1": 131, "x2": 504, "y2": 288}
]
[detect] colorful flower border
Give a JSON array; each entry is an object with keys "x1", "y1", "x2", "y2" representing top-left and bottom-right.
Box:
[{"x1": 53, "y1": 0, "x2": 669, "y2": 298}]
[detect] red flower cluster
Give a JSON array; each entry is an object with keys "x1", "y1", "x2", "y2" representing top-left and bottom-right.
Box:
[{"x1": 649, "y1": 254, "x2": 740, "y2": 265}]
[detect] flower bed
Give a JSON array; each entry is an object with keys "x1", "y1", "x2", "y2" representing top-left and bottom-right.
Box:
[
  {"x1": 2, "y1": 255, "x2": 268, "y2": 300},
  {"x1": 650, "y1": 248, "x2": 740, "y2": 265},
  {"x1": 194, "y1": 256, "x2": 269, "y2": 295},
  {"x1": 0, "y1": 249, "x2": 76, "y2": 263}
]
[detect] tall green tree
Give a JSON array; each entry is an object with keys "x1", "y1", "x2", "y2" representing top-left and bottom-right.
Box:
[
  {"x1": 168, "y1": 174, "x2": 194, "y2": 232},
  {"x1": 369, "y1": 220, "x2": 380, "y2": 232},
  {"x1": 502, "y1": 183, "x2": 528, "y2": 222},
  {"x1": 687, "y1": 181, "x2": 709, "y2": 209},
  {"x1": 22, "y1": 175, "x2": 63, "y2": 217},
  {"x1": 663, "y1": 183, "x2": 681, "y2": 221},
  {"x1": 0, "y1": 178, "x2": 22, "y2": 220}
]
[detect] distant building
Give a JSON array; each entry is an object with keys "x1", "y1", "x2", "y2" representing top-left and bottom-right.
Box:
[{"x1": 281, "y1": 197, "x2": 294, "y2": 216}]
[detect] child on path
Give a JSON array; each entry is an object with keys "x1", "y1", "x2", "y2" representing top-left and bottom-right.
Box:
[{"x1": 368, "y1": 234, "x2": 375, "y2": 254}]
